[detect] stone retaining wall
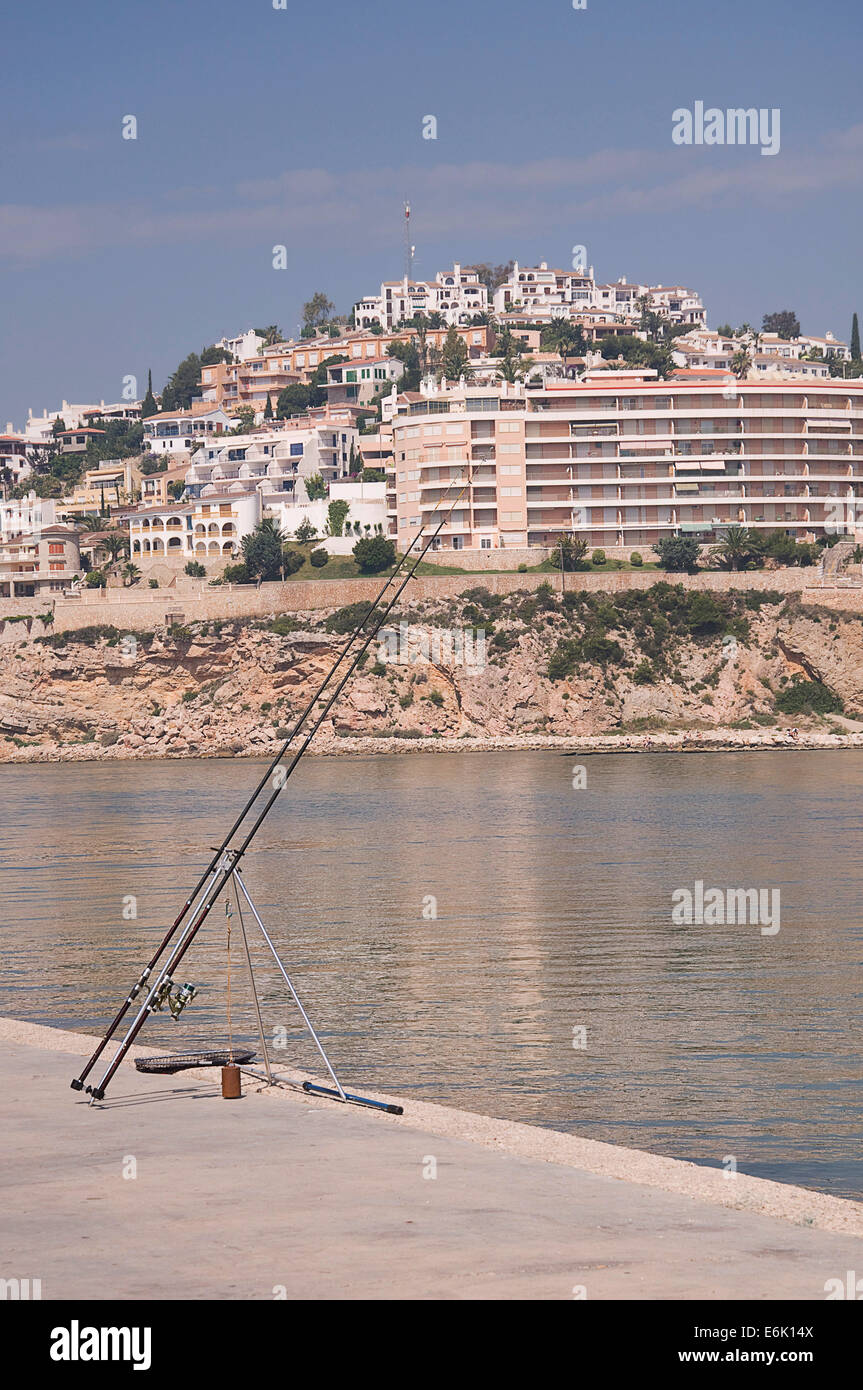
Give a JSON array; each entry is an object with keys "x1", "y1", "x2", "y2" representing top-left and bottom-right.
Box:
[{"x1": 0, "y1": 566, "x2": 859, "y2": 636}]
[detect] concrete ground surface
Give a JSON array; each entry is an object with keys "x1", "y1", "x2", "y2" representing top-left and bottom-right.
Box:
[{"x1": 2, "y1": 1018, "x2": 861, "y2": 1301}]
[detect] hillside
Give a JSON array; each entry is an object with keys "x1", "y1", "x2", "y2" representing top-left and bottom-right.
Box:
[{"x1": 1, "y1": 584, "x2": 860, "y2": 762}]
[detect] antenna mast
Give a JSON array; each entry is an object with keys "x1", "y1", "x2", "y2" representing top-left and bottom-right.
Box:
[{"x1": 404, "y1": 200, "x2": 413, "y2": 284}]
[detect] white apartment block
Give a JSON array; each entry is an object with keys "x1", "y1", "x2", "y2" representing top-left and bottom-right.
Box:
[
  {"x1": 0, "y1": 493, "x2": 57, "y2": 542},
  {"x1": 185, "y1": 414, "x2": 357, "y2": 507},
  {"x1": 214, "y1": 328, "x2": 266, "y2": 362},
  {"x1": 143, "y1": 406, "x2": 235, "y2": 456},
  {"x1": 268, "y1": 479, "x2": 387, "y2": 546},
  {"x1": 385, "y1": 370, "x2": 863, "y2": 550},
  {"x1": 354, "y1": 263, "x2": 489, "y2": 330},
  {"x1": 21, "y1": 400, "x2": 139, "y2": 445},
  {"x1": 493, "y1": 262, "x2": 706, "y2": 328},
  {"x1": 128, "y1": 492, "x2": 260, "y2": 563}
]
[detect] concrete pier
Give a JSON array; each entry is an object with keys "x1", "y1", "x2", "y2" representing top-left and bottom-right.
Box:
[{"x1": 2, "y1": 1018, "x2": 860, "y2": 1301}]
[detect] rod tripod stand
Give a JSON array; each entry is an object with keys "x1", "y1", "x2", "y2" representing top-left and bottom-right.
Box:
[{"x1": 75, "y1": 855, "x2": 402, "y2": 1116}]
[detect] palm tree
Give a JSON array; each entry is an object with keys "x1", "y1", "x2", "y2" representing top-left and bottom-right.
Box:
[
  {"x1": 103, "y1": 532, "x2": 128, "y2": 564},
  {"x1": 710, "y1": 525, "x2": 761, "y2": 571},
  {"x1": 731, "y1": 349, "x2": 751, "y2": 380},
  {"x1": 76, "y1": 514, "x2": 102, "y2": 531},
  {"x1": 122, "y1": 562, "x2": 141, "y2": 587}
]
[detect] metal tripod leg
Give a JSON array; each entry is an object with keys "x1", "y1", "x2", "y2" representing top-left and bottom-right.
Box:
[
  {"x1": 229, "y1": 877, "x2": 274, "y2": 1085},
  {"x1": 231, "y1": 868, "x2": 348, "y2": 1102}
]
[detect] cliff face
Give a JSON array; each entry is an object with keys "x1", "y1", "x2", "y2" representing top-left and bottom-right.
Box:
[{"x1": 1, "y1": 587, "x2": 861, "y2": 762}]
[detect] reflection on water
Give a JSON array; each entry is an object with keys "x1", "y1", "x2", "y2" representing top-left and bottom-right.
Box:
[{"x1": 2, "y1": 749, "x2": 862, "y2": 1198}]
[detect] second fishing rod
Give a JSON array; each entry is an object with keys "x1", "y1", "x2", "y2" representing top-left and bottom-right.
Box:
[{"x1": 80, "y1": 470, "x2": 474, "y2": 1099}]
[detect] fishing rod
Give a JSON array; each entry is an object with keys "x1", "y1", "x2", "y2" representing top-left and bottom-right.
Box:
[
  {"x1": 73, "y1": 467, "x2": 473, "y2": 1100},
  {"x1": 71, "y1": 511, "x2": 436, "y2": 1092}
]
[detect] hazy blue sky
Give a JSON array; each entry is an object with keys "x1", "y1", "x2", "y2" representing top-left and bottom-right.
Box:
[{"x1": 2, "y1": 0, "x2": 862, "y2": 425}]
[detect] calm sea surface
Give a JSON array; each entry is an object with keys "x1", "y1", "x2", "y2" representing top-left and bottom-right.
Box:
[{"x1": 2, "y1": 749, "x2": 862, "y2": 1198}]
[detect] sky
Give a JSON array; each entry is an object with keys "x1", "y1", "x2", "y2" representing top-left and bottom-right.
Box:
[{"x1": 2, "y1": 0, "x2": 862, "y2": 427}]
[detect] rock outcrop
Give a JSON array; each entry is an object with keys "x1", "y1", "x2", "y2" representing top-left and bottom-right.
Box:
[{"x1": 1, "y1": 587, "x2": 860, "y2": 763}]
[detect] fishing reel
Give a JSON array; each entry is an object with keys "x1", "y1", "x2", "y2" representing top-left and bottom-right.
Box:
[{"x1": 150, "y1": 977, "x2": 198, "y2": 1020}]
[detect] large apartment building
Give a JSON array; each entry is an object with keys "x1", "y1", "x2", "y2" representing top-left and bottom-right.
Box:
[
  {"x1": 386, "y1": 370, "x2": 863, "y2": 551},
  {"x1": 354, "y1": 263, "x2": 489, "y2": 331},
  {"x1": 493, "y1": 262, "x2": 706, "y2": 329}
]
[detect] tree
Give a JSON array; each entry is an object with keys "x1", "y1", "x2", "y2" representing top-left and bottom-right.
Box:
[
  {"x1": 541, "y1": 321, "x2": 587, "y2": 356},
  {"x1": 852, "y1": 313, "x2": 861, "y2": 362},
  {"x1": 185, "y1": 560, "x2": 206, "y2": 577},
  {"x1": 709, "y1": 525, "x2": 763, "y2": 571},
  {"x1": 200, "y1": 345, "x2": 233, "y2": 367},
  {"x1": 254, "y1": 325, "x2": 283, "y2": 346},
  {"x1": 228, "y1": 405, "x2": 256, "y2": 434},
  {"x1": 598, "y1": 335, "x2": 674, "y2": 378},
  {"x1": 654, "y1": 535, "x2": 701, "y2": 571},
  {"x1": 141, "y1": 370, "x2": 158, "y2": 418},
  {"x1": 353, "y1": 535, "x2": 396, "y2": 573},
  {"x1": 103, "y1": 532, "x2": 128, "y2": 564},
  {"x1": 276, "y1": 383, "x2": 311, "y2": 417},
  {"x1": 327, "y1": 499, "x2": 350, "y2": 536},
  {"x1": 167, "y1": 480, "x2": 185, "y2": 501},
  {"x1": 122, "y1": 562, "x2": 141, "y2": 587},
  {"x1": 303, "y1": 474, "x2": 327, "y2": 502},
  {"x1": 241, "y1": 517, "x2": 288, "y2": 581},
  {"x1": 762, "y1": 311, "x2": 801, "y2": 339},
  {"x1": 302, "y1": 292, "x2": 336, "y2": 333},
  {"x1": 160, "y1": 352, "x2": 202, "y2": 411},
  {"x1": 264, "y1": 393, "x2": 273, "y2": 421},
  {"x1": 465, "y1": 261, "x2": 513, "y2": 292},
  {"x1": 716, "y1": 323, "x2": 734, "y2": 338},
  {"x1": 441, "y1": 326, "x2": 472, "y2": 381},
  {"x1": 294, "y1": 518, "x2": 318, "y2": 543},
  {"x1": 731, "y1": 348, "x2": 751, "y2": 380},
  {"x1": 387, "y1": 339, "x2": 422, "y2": 392},
  {"x1": 556, "y1": 534, "x2": 590, "y2": 571}
]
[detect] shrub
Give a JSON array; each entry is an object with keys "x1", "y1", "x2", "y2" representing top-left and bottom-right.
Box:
[
  {"x1": 548, "y1": 639, "x2": 580, "y2": 681},
  {"x1": 268, "y1": 617, "x2": 300, "y2": 636},
  {"x1": 353, "y1": 535, "x2": 396, "y2": 574},
  {"x1": 775, "y1": 679, "x2": 843, "y2": 716},
  {"x1": 222, "y1": 562, "x2": 249, "y2": 584},
  {"x1": 399, "y1": 692, "x2": 414, "y2": 708},
  {"x1": 591, "y1": 549, "x2": 607, "y2": 566},
  {"x1": 685, "y1": 592, "x2": 725, "y2": 637},
  {"x1": 85, "y1": 570, "x2": 107, "y2": 588},
  {"x1": 581, "y1": 632, "x2": 624, "y2": 665},
  {"x1": 324, "y1": 601, "x2": 374, "y2": 635},
  {"x1": 310, "y1": 548, "x2": 329, "y2": 568},
  {"x1": 427, "y1": 689, "x2": 444, "y2": 706},
  {"x1": 655, "y1": 535, "x2": 701, "y2": 572},
  {"x1": 370, "y1": 661, "x2": 387, "y2": 676},
  {"x1": 517, "y1": 563, "x2": 528, "y2": 573},
  {"x1": 184, "y1": 561, "x2": 206, "y2": 578},
  {"x1": 633, "y1": 660, "x2": 656, "y2": 685},
  {"x1": 148, "y1": 578, "x2": 159, "y2": 589},
  {"x1": 281, "y1": 548, "x2": 305, "y2": 575},
  {"x1": 630, "y1": 552, "x2": 643, "y2": 567}
]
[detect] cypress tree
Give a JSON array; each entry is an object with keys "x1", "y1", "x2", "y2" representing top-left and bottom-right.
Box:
[
  {"x1": 852, "y1": 313, "x2": 860, "y2": 361},
  {"x1": 141, "y1": 370, "x2": 158, "y2": 418},
  {"x1": 264, "y1": 393, "x2": 274, "y2": 420}
]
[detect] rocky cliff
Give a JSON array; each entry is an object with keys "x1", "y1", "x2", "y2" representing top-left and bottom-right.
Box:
[{"x1": 1, "y1": 584, "x2": 861, "y2": 762}]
